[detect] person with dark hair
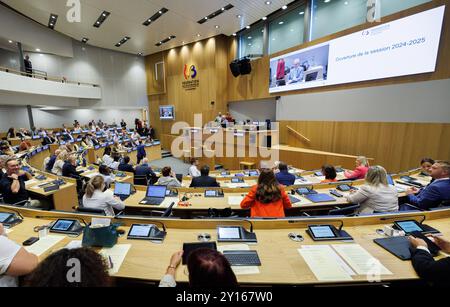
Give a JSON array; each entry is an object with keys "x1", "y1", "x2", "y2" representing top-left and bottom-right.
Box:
[
  {"x1": 241, "y1": 169, "x2": 292, "y2": 218},
  {"x1": 109, "y1": 153, "x2": 120, "y2": 170},
  {"x1": 25, "y1": 247, "x2": 112, "y2": 287},
  {"x1": 98, "y1": 164, "x2": 115, "y2": 188},
  {"x1": 321, "y1": 164, "x2": 337, "y2": 183},
  {"x1": 420, "y1": 158, "x2": 435, "y2": 176},
  {"x1": 188, "y1": 158, "x2": 201, "y2": 177},
  {"x1": 156, "y1": 166, "x2": 181, "y2": 187},
  {"x1": 102, "y1": 146, "x2": 113, "y2": 167},
  {"x1": 82, "y1": 175, "x2": 124, "y2": 215},
  {"x1": 275, "y1": 162, "x2": 295, "y2": 186},
  {"x1": 118, "y1": 156, "x2": 135, "y2": 174},
  {"x1": 24, "y1": 55, "x2": 32, "y2": 76},
  {"x1": 6, "y1": 128, "x2": 16, "y2": 139},
  {"x1": 190, "y1": 165, "x2": 220, "y2": 187},
  {"x1": 136, "y1": 140, "x2": 146, "y2": 164},
  {"x1": 120, "y1": 119, "x2": 127, "y2": 129},
  {"x1": 62, "y1": 154, "x2": 83, "y2": 178},
  {"x1": 159, "y1": 249, "x2": 238, "y2": 288},
  {"x1": 135, "y1": 118, "x2": 143, "y2": 136}
]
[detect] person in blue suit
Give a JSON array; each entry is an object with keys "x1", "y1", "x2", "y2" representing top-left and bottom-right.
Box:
[
  {"x1": 275, "y1": 162, "x2": 296, "y2": 186},
  {"x1": 405, "y1": 161, "x2": 450, "y2": 210},
  {"x1": 136, "y1": 140, "x2": 146, "y2": 164}
]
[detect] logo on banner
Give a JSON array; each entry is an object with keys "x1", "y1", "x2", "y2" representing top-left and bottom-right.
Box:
[{"x1": 182, "y1": 64, "x2": 199, "y2": 90}]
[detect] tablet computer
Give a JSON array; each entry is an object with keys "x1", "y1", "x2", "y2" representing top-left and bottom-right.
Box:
[
  {"x1": 231, "y1": 178, "x2": 244, "y2": 183},
  {"x1": 0, "y1": 212, "x2": 14, "y2": 223},
  {"x1": 305, "y1": 193, "x2": 336, "y2": 203},
  {"x1": 217, "y1": 226, "x2": 242, "y2": 240},
  {"x1": 49, "y1": 219, "x2": 82, "y2": 235},
  {"x1": 204, "y1": 190, "x2": 223, "y2": 197},
  {"x1": 393, "y1": 220, "x2": 425, "y2": 234},
  {"x1": 308, "y1": 225, "x2": 338, "y2": 240},
  {"x1": 337, "y1": 184, "x2": 352, "y2": 192},
  {"x1": 127, "y1": 224, "x2": 165, "y2": 241},
  {"x1": 182, "y1": 242, "x2": 217, "y2": 264}
]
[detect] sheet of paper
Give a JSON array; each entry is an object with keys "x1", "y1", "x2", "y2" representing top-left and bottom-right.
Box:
[
  {"x1": 91, "y1": 218, "x2": 111, "y2": 227},
  {"x1": 160, "y1": 197, "x2": 179, "y2": 208},
  {"x1": 25, "y1": 235, "x2": 65, "y2": 256},
  {"x1": 228, "y1": 196, "x2": 244, "y2": 206},
  {"x1": 217, "y1": 244, "x2": 260, "y2": 275},
  {"x1": 332, "y1": 244, "x2": 392, "y2": 275},
  {"x1": 64, "y1": 240, "x2": 82, "y2": 250},
  {"x1": 226, "y1": 183, "x2": 239, "y2": 188},
  {"x1": 300, "y1": 245, "x2": 355, "y2": 275},
  {"x1": 25, "y1": 179, "x2": 39, "y2": 187},
  {"x1": 298, "y1": 247, "x2": 353, "y2": 281},
  {"x1": 84, "y1": 172, "x2": 99, "y2": 178},
  {"x1": 100, "y1": 244, "x2": 131, "y2": 275},
  {"x1": 294, "y1": 179, "x2": 314, "y2": 185},
  {"x1": 5, "y1": 229, "x2": 13, "y2": 234}
]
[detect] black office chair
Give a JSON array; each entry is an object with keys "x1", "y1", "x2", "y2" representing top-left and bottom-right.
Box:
[
  {"x1": 328, "y1": 204, "x2": 360, "y2": 216},
  {"x1": 134, "y1": 175, "x2": 148, "y2": 186},
  {"x1": 175, "y1": 173, "x2": 183, "y2": 183},
  {"x1": 73, "y1": 205, "x2": 106, "y2": 215},
  {"x1": 207, "y1": 207, "x2": 238, "y2": 218},
  {"x1": 150, "y1": 201, "x2": 177, "y2": 218},
  {"x1": 399, "y1": 203, "x2": 425, "y2": 211}
]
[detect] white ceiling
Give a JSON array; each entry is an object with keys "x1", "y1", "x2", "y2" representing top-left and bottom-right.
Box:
[{"x1": 1, "y1": 0, "x2": 294, "y2": 56}]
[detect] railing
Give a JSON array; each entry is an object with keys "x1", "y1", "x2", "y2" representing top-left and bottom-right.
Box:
[
  {"x1": 286, "y1": 125, "x2": 311, "y2": 143},
  {"x1": 0, "y1": 65, "x2": 100, "y2": 87}
]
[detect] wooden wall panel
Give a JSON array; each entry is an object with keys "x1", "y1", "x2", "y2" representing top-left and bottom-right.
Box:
[{"x1": 280, "y1": 121, "x2": 450, "y2": 173}]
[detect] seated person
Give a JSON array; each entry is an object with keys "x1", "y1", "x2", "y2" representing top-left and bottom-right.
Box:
[
  {"x1": 344, "y1": 156, "x2": 369, "y2": 180},
  {"x1": 102, "y1": 146, "x2": 114, "y2": 168},
  {"x1": 42, "y1": 131, "x2": 56, "y2": 146},
  {"x1": 0, "y1": 158, "x2": 41, "y2": 207},
  {"x1": 405, "y1": 160, "x2": 450, "y2": 210},
  {"x1": 62, "y1": 155, "x2": 83, "y2": 178},
  {"x1": 82, "y1": 175, "x2": 125, "y2": 216},
  {"x1": 190, "y1": 165, "x2": 220, "y2": 188},
  {"x1": 346, "y1": 166, "x2": 398, "y2": 214},
  {"x1": 43, "y1": 149, "x2": 60, "y2": 173},
  {"x1": 109, "y1": 153, "x2": 120, "y2": 171},
  {"x1": 0, "y1": 155, "x2": 9, "y2": 180},
  {"x1": 0, "y1": 223, "x2": 39, "y2": 287},
  {"x1": 98, "y1": 164, "x2": 115, "y2": 188},
  {"x1": 409, "y1": 234, "x2": 450, "y2": 286},
  {"x1": 321, "y1": 164, "x2": 337, "y2": 183},
  {"x1": 275, "y1": 162, "x2": 295, "y2": 186},
  {"x1": 420, "y1": 157, "x2": 435, "y2": 177},
  {"x1": 135, "y1": 158, "x2": 156, "y2": 182},
  {"x1": 118, "y1": 156, "x2": 135, "y2": 174},
  {"x1": 19, "y1": 139, "x2": 32, "y2": 152},
  {"x1": 51, "y1": 150, "x2": 67, "y2": 176},
  {"x1": 157, "y1": 166, "x2": 181, "y2": 187},
  {"x1": 286, "y1": 58, "x2": 305, "y2": 84},
  {"x1": 188, "y1": 158, "x2": 201, "y2": 177},
  {"x1": 240, "y1": 169, "x2": 292, "y2": 218},
  {"x1": 160, "y1": 249, "x2": 237, "y2": 288},
  {"x1": 25, "y1": 247, "x2": 111, "y2": 287},
  {"x1": 6, "y1": 127, "x2": 17, "y2": 139},
  {"x1": 0, "y1": 142, "x2": 15, "y2": 156}
]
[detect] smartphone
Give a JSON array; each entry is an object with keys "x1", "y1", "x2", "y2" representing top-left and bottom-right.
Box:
[{"x1": 23, "y1": 237, "x2": 39, "y2": 246}]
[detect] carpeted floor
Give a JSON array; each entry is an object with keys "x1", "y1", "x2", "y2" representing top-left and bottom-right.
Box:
[{"x1": 148, "y1": 157, "x2": 191, "y2": 175}]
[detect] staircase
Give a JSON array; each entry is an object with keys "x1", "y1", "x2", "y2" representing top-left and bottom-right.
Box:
[{"x1": 161, "y1": 150, "x2": 173, "y2": 158}]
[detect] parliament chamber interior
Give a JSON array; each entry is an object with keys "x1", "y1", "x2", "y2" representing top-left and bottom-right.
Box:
[{"x1": 0, "y1": 0, "x2": 450, "y2": 293}]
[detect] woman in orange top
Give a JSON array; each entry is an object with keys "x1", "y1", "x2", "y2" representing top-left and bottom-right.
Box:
[
  {"x1": 321, "y1": 164, "x2": 338, "y2": 183},
  {"x1": 240, "y1": 169, "x2": 292, "y2": 218}
]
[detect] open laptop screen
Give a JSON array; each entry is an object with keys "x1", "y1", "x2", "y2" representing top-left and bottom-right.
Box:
[{"x1": 146, "y1": 185, "x2": 167, "y2": 198}]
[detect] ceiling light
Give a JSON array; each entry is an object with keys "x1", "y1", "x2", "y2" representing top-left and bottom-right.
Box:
[
  {"x1": 248, "y1": 36, "x2": 252, "y2": 39},
  {"x1": 262, "y1": 16, "x2": 267, "y2": 20},
  {"x1": 48, "y1": 13, "x2": 58, "y2": 29},
  {"x1": 324, "y1": 0, "x2": 331, "y2": 3},
  {"x1": 344, "y1": 1, "x2": 348, "y2": 4},
  {"x1": 299, "y1": 11, "x2": 305, "y2": 15},
  {"x1": 282, "y1": 5, "x2": 288, "y2": 9},
  {"x1": 265, "y1": 1, "x2": 272, "y2": 4},
  {"x1": 8, "y1": 40, "x2": 13, "y2": 43},
  {"x1": 215, "y1": 25, "x2": 220, "y2": 28},
  {"x1": 81, "y1": 37, "x2": 89, "y2": 43},
  {"x1": 93, "y1": 11, "x2": 110, "y2": 28},
  {"x1": 246, "y1": 25, "x2": 250, "y2": 29},
  {"x1": 143, "y1": 8, "x2": 168, "y2": 26},
  {"x1": 197, "y1": 34, "x2": 201, "y2": 37},
  {"x1": 115, "y1": 36, "x2": 131, "y2": 47},
  {"x1": 279, "y1": 21, "x2": 284, "y2": 25},
  {"x1": 198, "y1": 4, "x2": 234, "y2": 24},
  {"x1": 221, "y1": 7, "x2": 225, "y2": 11},
  {"x1": 248, "y1": 43, "x2": 252, "y2": 46},
  {"x1": 36, "y1": 48, "x2": 41, "y2": 52},
  {"x1": 232, "y1": 33, "x2": 236, "y2": 36},
  {"x1": 237, "y1": 14, "x2": 242, "y2": 18}
]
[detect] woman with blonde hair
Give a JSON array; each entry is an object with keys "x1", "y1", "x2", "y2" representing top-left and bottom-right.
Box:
[
  {"x1": 346, "y1": 165, "x2": 398, "y2": 214},
  {"x1": 51, "y1": 150, "x2": 68, "y2": 176},
  {"x1": 82, "y1": 175, "x2": 125, "y2": 216},
  {"x1": 344, "y1": 156, "x2": 370, "y2": 180},
  {"x1": 240, "y1": 169, "x2": 292, "y2": 218}
]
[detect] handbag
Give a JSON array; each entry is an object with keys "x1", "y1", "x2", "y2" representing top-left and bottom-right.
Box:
[{"x1": 81, "y1": 223, "x2": 122, "y2": 248}]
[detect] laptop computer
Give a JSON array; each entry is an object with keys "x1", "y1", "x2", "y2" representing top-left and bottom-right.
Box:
[
  {"x1": 140, "y1": 185, "x2": 167, "y2": 205},
  {"x1": 114, "y1": 182, "x2": 132, "y2": 201}
]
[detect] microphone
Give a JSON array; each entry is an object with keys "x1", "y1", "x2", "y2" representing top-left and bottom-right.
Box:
[
  {"x1": 216, "y1": 217, "x2": 254, "y2": 233},
  {"x1": 380, "y1": 214, "x2": 426, "y2": 224}
]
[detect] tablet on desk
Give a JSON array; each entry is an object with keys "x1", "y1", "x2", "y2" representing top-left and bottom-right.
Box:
[
  {"x1": 308, "y1": 225, "x2": 338, "y2": 239},
  {"x1": 182, "y1": 242, "x2": 217, "y2": 264},
  {"x1": 127, "y1": 224, "x2": 166, "y2": 241},
  {"x1": 231, "y1": 178, "x2": 244, "y2": 183},
  {"x1": 50, "y1": 219, "x2": 75, "y2": 232},
  {"x1": 218, "y1": 226, "x2": 242, "y2": 240},
  {"x1": 393, "y1": 220, "x2": 425, "y2": 234},
  {"x1": 204, "y1": 189, "x2": 223, "y2": 197}
]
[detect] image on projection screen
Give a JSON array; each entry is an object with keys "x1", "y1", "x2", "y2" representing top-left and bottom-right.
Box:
[{"x1": 269, "y1": 5, "x2": 445, "y2": 94}]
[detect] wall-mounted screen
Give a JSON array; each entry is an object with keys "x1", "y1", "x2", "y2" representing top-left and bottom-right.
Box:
[
  {"x1": 159, "y1": 105, "x2": 175, "y2": 120},
  {"x1": 269, "y1": 6, "x2": 445, "y2": 93}
]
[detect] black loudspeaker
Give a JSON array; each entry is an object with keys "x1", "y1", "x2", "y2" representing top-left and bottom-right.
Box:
[
  {"x1": 265, "y1": 119, "x2": 271, "y2": 130},
  {"x1": 266, "y1": 135, "x2": 272, "y2": 148},
  {"x1": 239, "y1": 58, "x2": 252, "y2": 75},
  {"x1": 229, "y1": 60, "x2": 241, "y2": 77}
]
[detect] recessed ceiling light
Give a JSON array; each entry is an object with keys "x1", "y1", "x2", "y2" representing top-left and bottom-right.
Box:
[
  {"x1": 279, "y1": 21, "x2": 284, "y2": 25},
  {"x1": 246, "y1": 25, "x2": 250, "y2": 29},
  {"x1": 237, "y1": 14, "x2": 242, "y2": 18},
  {"x1": 248, "y1": 43, "x2": 252, "y2": 46},
  {"x1": 36, "y1": 48, "x2": 41, "y2": 52},
  {"x1": 197, "y1": 34, "x2": 201, "y2": 37},
  {"x1": 215, "y1": 25, "x2": 220, "y2": 29},
  {"x1": 344, "y1": 1, "x2": 348, "y2": 4},
  {"x1": 282, "y1": 5, "x2": 288, "y2": 9},
  {"x1": 159, "y1": 10, "x2": 162, "y2": 14},
  {"x1": 262, "y1": 16, "x2": 267, "y2": 20},
  {"x1": 8, "y1": 40, "x2": 13, "y2": 43},
  {"x1": 102, "y1": 13, "x2": 106, "y2": 16},
  {"x1": 221, "y1": 7, "x2": 225, "y2": 11},
  {"x1": 265, "y1": 1, "x2": 272, "y2": 4},
  {"x1": 232, "y1": 33, "x2": 236, "y2": 36},
  {"x1": 299, "y1": 11, "x2": 305, "y2": 15},
  {"x1": 94, "y1": 11, "x2": 110, "y2": 28},
  {"x1": 143, "y1": 8, "x2": 168, "y2": 26},
  {"x1": 248, "y1": 36, "x2": 252, "y2": 39},
  {"x1": 324, "y1": 0, "x2": 331, "y2": 3},
  {"x1": 182, "y1": 41, "x2": 186, "y2": 44},
  {"x1": 204, "y1": 17, "x2": 208, "y2": 20}
]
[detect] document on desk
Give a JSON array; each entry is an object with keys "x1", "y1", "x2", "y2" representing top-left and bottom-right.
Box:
[
  {"x1": 25, "y1": 235, "x2": 65, "y2": 256},
  {"x1": 160, "y1": 197, "x2": 179, "y2": 208},
  {"x1": 332, "y1": 244, "x2": 392, "y2": 275},
  {"x1": 228, "y1": 196, "x2": 244, "y2": 206},
  {"x1": 64, "y1": 240, "x2": 82, "y2": 250},
  {"x1": 25, "y1": 179, "x2": 39, "y2": 187},
  {"x1": 100, "y1": 244, "x2": 131, "y2": 275},
  {"x1": 218, "y1": 244, "x2": 260, "y2": 275},
  {"x1": 298, "y1": 246, "x2": 352, "y2": 281},
  {"x1": 5, "y1": 228, "x2": 13, "y2": 234},
  {"x1": 300, "y1": 245, "x2": 355, "y2": 276},
  {"x1": 291, "y1": 197, "x2": 313, "y2": 207}
]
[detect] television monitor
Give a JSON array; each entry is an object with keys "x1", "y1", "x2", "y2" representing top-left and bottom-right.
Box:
[{"x1": 159, "y1": 106, "x2": 175, "y2": 120}]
